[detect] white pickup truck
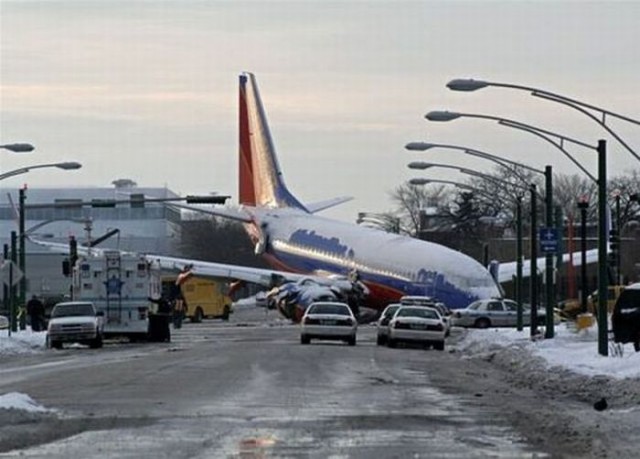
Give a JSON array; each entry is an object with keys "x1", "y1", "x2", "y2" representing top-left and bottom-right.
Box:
[{"x1": 46, "y1": 301, "x2": 105, "y2": 349}]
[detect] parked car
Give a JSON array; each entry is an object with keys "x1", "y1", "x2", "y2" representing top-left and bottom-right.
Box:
[
  {"x1": 400, "y1": 296, "x2": 452, "y2": 336},
  {"x1": 611, "y1": 283, "x2": 640, "y2": 351},
  {"x1": 452, "y1": 298, "x2": 545, "y2": 329},
  {"x1": 0, "y1": 315, "x2": 8, "y2": 330},
  {"x1": 46, "y1": 302, "x2": 104, "y2": 349},
  {"x1": 387, "y1": 305, "x2": 446, "y2": 350},
  {"x1": 300, "y1": 302, "x2": 357, "y2": 346},
  {"x1": 376, "y1": 303, "x2": 401, "y2": 345}
]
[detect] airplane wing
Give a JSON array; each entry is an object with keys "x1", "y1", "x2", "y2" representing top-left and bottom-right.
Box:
[
  {"x1": 305, "y1": 196, "x2": 353, "y2": 214},
  {"x1": 166, "y1": 203, "x2": 253, "y2": 223},
  {"x1": 29, "y1": 237, "x2": 369, "y2": 322},
  {"x1": 497, "y1": 248, "x2": 599, "y2": 283}
]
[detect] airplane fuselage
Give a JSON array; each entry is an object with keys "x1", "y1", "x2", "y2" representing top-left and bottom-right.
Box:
[{"x1": 246, "y1": 207, "x2": 501, "y2": 311}]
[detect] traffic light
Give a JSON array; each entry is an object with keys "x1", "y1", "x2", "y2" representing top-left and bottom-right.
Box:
[
  {"x1": 69, "y1": 236, "x2": 78, "y2": 269},
  {"x1": 185, "y1": 195, "x2": 229, "y2": 204},
  {"x1": 608, "y1": 228, "x2": 620, "y2": 265}
]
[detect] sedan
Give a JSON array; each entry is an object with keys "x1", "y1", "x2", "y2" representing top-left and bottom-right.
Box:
[
  {"x1": 376, "y1": 303, "x2": 401, "y2": 345},
  {"x1": 387, "y1": 306, "x2": 446, "y2": 350},
  {"x1": 452, "y1": 298, "x2": 545, "y2": 328},
  {"x1": 300, "y1": 302, "x2": 357, "y2": 346}
]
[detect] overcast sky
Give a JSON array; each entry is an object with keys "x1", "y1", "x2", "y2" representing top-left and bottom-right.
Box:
[{"x1": 1, "y1": 0, "x2": 639, "y2": 222}]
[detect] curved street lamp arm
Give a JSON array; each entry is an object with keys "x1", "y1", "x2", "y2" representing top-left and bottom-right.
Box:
[
  {"x1": 472, "y1": 80, "x2": 640, "y2": 126},
  {"x1": 534, "y1": 92, "x2": 640, "y2": 162},
  {"x1": 529, "y1": 89, "x2": 640, "y2": 127},
  {"x1": 461, "y1": 169, "x2": 534, "y2": 195},
  {"x1": 0, "y1": 168, "x2": 31, "y2": 181},
  {"x1": 456, "y1": 113, "x2": 597, "y2": 151},
  {"x1": 461, "y1": 148, "x2": 542, "y2": 184},
  {"x1": 498, "y1": 121, "x2": 598, "y2": 183},
  {"x1": 418, "y1": 178, "x2": 498, "y2": 201},
  {"x1": 0, "y1": 162, "x2": 82, "y2": 181}
]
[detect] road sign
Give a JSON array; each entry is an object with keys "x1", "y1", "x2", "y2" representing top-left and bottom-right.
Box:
[
  {"x1": 1, "y1": 260, "x2": 24, "y2": 286},
  {"x1": 539, "y1": 227, "x2": 559, "y2": 254}
]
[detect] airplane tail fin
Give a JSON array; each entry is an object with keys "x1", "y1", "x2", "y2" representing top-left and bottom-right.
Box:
[{"x1": 238, "y1": 72, "x2": 307, "y2": 211}]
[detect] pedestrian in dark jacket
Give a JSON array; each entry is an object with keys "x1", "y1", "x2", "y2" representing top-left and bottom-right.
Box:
[{"x1": 26, "y1": 295, "x2": 45, "y2": 332}]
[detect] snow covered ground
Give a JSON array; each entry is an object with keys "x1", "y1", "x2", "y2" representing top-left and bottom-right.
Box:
[{"x1": 2, "y1": 321, "x2": 639, "y2": 413}]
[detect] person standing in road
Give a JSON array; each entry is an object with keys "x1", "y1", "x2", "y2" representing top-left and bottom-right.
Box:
[
  {"x1": 26, "y1": 295, "x2": 45, "y2": 332},
  {"x1": 171, "y1": 265, "x2": 193, "y2": 329}
]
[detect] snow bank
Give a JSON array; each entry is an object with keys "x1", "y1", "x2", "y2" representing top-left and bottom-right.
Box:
[
  {"x1": 0, "y1": 392, "x2": 50, "y2": 412},
  {"x1": 456, "y1": 322, "x2": 640, "y2": 379},
  {"x1": 0, "y1": 329, "x2": 47, "y2": 355}
]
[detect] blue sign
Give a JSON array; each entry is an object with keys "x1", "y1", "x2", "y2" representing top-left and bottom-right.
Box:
[{"x1": 539, "y1": 227, "x2": 559, "y2": 254}]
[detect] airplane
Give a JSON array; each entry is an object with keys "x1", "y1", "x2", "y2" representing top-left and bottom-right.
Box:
[{"x1": 31, "y1": 72, "x2": 503, "y2": 322}]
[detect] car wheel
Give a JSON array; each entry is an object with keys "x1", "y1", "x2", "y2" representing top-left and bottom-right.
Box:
[
  {"x1": 376, "y1": 335, "x2": 386, "y2": 346},
  {"x1": 433, "y1": 340, "x2": 445, "y2": 351},
  {"x1": 347, "y1": 336, "x2": 356, "y2": 346},
  {"x1": 51, "y1": 340, "x2": 63, "y2": 350},
  {"x1": 300, "y1": 335, "x2": 310, "y2": 345},
  {"x1": 475, "y1": 318, "x2": 491, "y2": 329},
  {"x1": 387, "y1": 338, "x2": 397, "y2": 348}
]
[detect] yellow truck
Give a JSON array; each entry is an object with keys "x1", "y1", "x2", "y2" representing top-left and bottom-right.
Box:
[{"x1": 163, "y1": 276, "x2": 232, "y2": 322}]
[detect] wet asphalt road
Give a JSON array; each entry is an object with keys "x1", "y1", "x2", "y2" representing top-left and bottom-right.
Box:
[{"x1": 0, "y1": 308, "x2": 544, "y2": 458}]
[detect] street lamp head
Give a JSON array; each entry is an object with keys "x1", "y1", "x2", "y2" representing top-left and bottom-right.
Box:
[
  {"x1": 407, "y1": 161, "x2": 433, "y2": 170},
  {"x1": 446, "y1": 78, "x2": 489, "y2": 92},
  {"x1": 425, "y1": 111, "x2": 461, "y2": 122},
  {"x1": 409, "y1": 178, "x2": 431, "y2": 186},
  {"x1": 404, "y1": 142, "x2": 436, "y2": 151},
  {"x1": 55, "y1": 162, "x2": 82, "y2": 170},
  {"x1": 0, "y1": 143, "x2": 35, "y2": 153}
]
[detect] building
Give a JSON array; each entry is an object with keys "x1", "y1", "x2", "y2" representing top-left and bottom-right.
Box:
[{"x1": 0, "y1": 181, "x2": 182, "y2": 303}]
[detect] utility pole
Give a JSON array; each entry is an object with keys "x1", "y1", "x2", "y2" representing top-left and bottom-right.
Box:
[
  {"x1": 18, "y1": 187, "x2": 27, "y2": 330},
  {"x1": 10, "y1": 231, "x2": 18, "y2": 332}
]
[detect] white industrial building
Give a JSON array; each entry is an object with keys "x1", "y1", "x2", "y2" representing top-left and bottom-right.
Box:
[{"x1": 0, "y1": 180, "x2": 182, "y2": 304}]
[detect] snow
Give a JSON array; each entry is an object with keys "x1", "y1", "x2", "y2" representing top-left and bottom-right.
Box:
[
  {"x1": 0, "y1": 328, "x2": 47, "y2": 355},
  {"x1": 0, "y1": 392, "x2": 51, "y2": 413},
  {"x1": 455, "y1": 322, "x2": 640, "y2": 379}
]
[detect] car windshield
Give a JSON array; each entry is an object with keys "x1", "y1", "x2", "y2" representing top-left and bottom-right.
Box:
[
  {"x1": 51, "y1": 303, "x2": 95, "y2": 318},
  {"x1": 396, "y1": 307, "x2": 439, "y2": 319},
  {"x1": 308, "y1": 303, "x2": 350, "y2": 315},
  {"x1": 383, "y1": 306, "x2": 400, "y2": 319}
]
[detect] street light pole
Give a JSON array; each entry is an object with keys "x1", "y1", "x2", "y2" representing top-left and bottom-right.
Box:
[
  {"x1": 597, "y1": 140, "x2": 608, "y2": 356},
  {"x1": 0, "y1": 162, "x2": 83, "y2": 326},
  {"x1": 530, "y1": 184, "x2": 539, "y2": 338},
  {"x1": 516, "y1": 195, "x2": 523, "y2": 331},
  {"x1": 544, "y1": 165, "x2": 554, "y2": 338},
  {"x1": 577, "y1": 197, "x2": 589, "y2": 313},
  {"x1": 410, "y1": 172, "x2": 532, "y2": 335},
  {"x1": 18, "y1": 187, "x2": 26, "y2": 330}
]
